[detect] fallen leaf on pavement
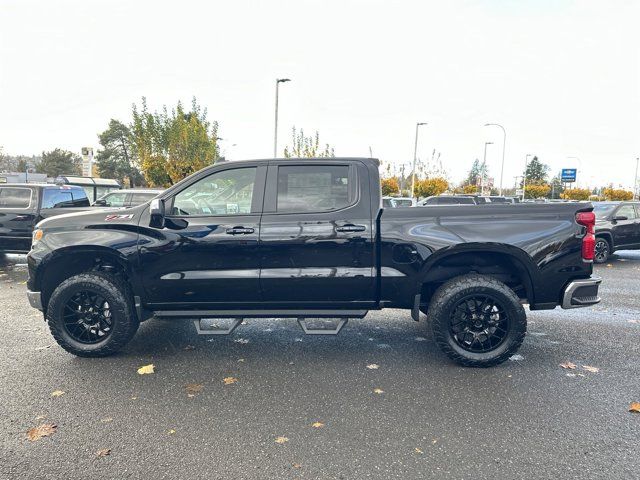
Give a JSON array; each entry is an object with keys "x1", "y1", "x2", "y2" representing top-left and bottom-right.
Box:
[
  {"x1": 414, "y1": 336, "x2": 427, "y2": 342},
  {"x1": 27, "y1": 423, "x2": 57, "y2": 441},
  {"x1": 137, "y1": 364, "x2": 155, "y2": 375},
  {"x1": 167, "y1": 429, "x2": 176, "y2": 435},
  {"x1": 185, "y1": 383, "x2": 204, "y2": 395},
  {"x1": 560, "y1": 362, "x2": 577, "y2": 370},
  {"x1": 275, "y1": 436, "x2": 289, "y2": 444},
  {"x1": 629, "y1": 402, "x2": 640, "y2": 413},
  {"x1": 292, "y1": 463, "x2": 302, "y2": 469},
  {"x1": 183, "y1": 345, "x2": 195, "y2": 351},
  {"x1": 237, "y1": 358, "x2": 245, "y2": 362},
  {"x1": 582, "y1": 365, "x2": 599, "y2": 373},
  {"x1": 415, "y1": 448, "x2": 423, "y2": 454},
  {"x1": 311, "y1": 422, "x2": 325, "y2": 428},
  {"x1": 366, "y1": 364, "x2": 379, "y2": 370},
  {"x1": 223, "y1": 377, "x2": 238, "y2": 385},
  {"x1": 100, "y1": 417, "x2": 113, "y2": 423},
  {"x1": 50, "y1": 390, "x2": 65, "y2": 397},
  {"x1": 373, "y1": 388, "x2": 384, "y2": 394},
  {"x1": 95, "y1": 449, "x2": 111, "y2": 457},
  {"x1": 234, "y1": 338, "x2": 249, "y2": 344},
  {"x1": 606, "y1": 264, "x2": 612, "y2": 268}
]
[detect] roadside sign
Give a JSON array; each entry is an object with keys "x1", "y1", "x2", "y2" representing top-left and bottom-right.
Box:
[
  {"x1": 561, "y1": 168, "x2": 577, "y2": 182},
  {"x1": 515, "y1": 189, "x2": 524, "y2": 196}
]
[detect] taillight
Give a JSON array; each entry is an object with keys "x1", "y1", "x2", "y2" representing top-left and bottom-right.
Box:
[{"x1": 576, "y1": 212, "x2": 596, "y2": 262}]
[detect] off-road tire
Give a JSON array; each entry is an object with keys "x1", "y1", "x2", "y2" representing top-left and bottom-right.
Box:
[
  {"x1": 46, "y1": 272, "x2": 139, "y2": 357},
  {"x1": 429, "y1": 274, "x2": 526, "y2": 367},
  {"x1": 594, "y1": 237, "x2": 611, "y2": 264}
]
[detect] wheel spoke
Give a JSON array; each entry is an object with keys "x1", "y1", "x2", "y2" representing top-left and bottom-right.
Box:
[{"x1": 449, "y1": 293, "x2": 510, "y2": 353}]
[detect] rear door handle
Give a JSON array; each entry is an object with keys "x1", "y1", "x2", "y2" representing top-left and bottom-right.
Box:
[
  {"x1": 226, "y1": 226, "x2": 255, "y2": 235},
  {"x1": 336, "y1": 224, "x2": 366, "y2": 233}
]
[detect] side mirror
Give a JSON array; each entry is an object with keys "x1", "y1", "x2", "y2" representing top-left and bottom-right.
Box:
[
  {"x1": 613, "y1": 215, "x2": 628, "y2": 222},
  {"x1": 149, "y1": 198, "x2": 165, "y2": 228},
  {"x1": 94, "y1": 199, "x2": 107, "y2": 206}
]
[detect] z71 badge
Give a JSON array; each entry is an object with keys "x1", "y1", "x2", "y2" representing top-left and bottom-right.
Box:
[{"x1": 105, "y1": 214, "x2": 134, "y2": 221}]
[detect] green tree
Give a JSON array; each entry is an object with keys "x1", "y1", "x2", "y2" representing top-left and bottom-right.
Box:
[
  {"x1": 16, "y1": 158, "x2": 28, "y2": 172},
  {"x1": 283, "y1": 127, "x2": 335, "y2": 158},
  {"x1": 523, "y1": 156, "x2": 549, "y2": 184},
  {"x1": 96, "y1": 119, "x2": 143, "y2": 187},
  {"x1": 465, "y1": 158, "x2": 487, "y2": 186},
  {"x1": 37, "y1": 149, "x2": 81, "y2": 177},
  {"x1": 132, "y1": 97, "x2": 219, "y2": 187}
]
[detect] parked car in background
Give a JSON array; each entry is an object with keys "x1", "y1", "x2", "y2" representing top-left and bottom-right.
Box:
[
  {"x1": 592, "y1": 201, "x2": 640, "y2": 263},
  {"x1": 54, "y1": 175, "x2": 121, "y2": 203},
  {"x1": 0, "y1": 184, "x2": 92, "y2": 253},
  {"x1": 382, "y1": 196, "x2": 416, "y2": 208},
  {"x1": 93, "y1": 189, "x2": 163, "y2": 208},
  {"x1": 419, "y1": 195, "x2": 477, "y2": 205}
]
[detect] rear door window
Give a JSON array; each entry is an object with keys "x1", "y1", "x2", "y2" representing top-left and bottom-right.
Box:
[
  {"x1": 276, "y1": 165, "x2": 352, "y2": 213},
  {"x1": 617, "y1": 205, "x2": 637, "y2": 219},
  {"x1": 0, "y1": 187, "x2": 32, "y2": 208},
  {"x1": 130, "y1": 192, "x2": 156, "y2": 205},
  {"x1": 101, "y1": 192, "x2": 128, "y2": 207},
  {"x1": 42, "y1": 188, "x2": 90, "y2": 208}
]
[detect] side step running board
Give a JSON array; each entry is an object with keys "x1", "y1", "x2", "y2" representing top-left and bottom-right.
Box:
[
  {"x1": 194, "y1": 318, "x2": 243, "y2": 335},
  {"x1": 297, "y1": 318, "x2": 348, "y2": 335}
]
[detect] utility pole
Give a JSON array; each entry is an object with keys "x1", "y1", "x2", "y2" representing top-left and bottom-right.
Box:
[
  {"x1": 634, "y1": 157, "x2": 639, "y2": 200},
  {"x1": 522, "y1": 154, "x2": 532, "y2": 201},
  {"x1": 410, "y1": 122, "x2": 428, "y2": 199},
  {"x1": 273, "y1": 78, "x2": 291, "y2": 157},
  {"x1": 482, "y1": 142, "x2": 493, "y2": 196}
]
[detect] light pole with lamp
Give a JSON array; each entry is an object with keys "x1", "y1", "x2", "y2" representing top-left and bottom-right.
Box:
[
  {"x1": 481, "y1": 141, "x2": 493, "y2": 195},
  {"x1": 273, "y1": 78, "x2": 291, "y2": 158},
  {"x1": 634, "y1": 157, "x2": 639, "y2": 200},
  {"x1": 410, "y1": 122, "x2": 428, "y2": 199},
  {"x1": 522, "y1": 153, "x2": 533, "y2": 201},
  {"x1": 484, "y1": 123, "x2": 506, "y2": 195}
]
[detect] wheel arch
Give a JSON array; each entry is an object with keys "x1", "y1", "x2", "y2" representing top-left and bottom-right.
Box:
[
  {"x1": 416, "y1": 244, "x2": 538, "y2": 307},
  {"x1": 36, "y1": 246, "x2": 139, "y2": 311}
]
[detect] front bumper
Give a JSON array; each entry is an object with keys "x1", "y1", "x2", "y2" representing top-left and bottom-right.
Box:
[
  {"x1": 561, "y1": 276, "x2": 602, "y2": 309},
  {"x1": 27, "y1": 290, "x2": 43, "y2": 311}
]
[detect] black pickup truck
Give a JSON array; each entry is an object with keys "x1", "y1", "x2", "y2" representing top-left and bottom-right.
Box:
[
  {"x1": 0, "y1": 183, "x2": 92, "y2": 254},
  {"x1": 26, "y1": 158, "x2": 601, "y2": 366}
]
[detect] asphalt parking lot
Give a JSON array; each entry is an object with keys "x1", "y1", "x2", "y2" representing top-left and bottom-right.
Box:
[{"x1": 1, "y1": 252, "x2": 639, "y2": 480}]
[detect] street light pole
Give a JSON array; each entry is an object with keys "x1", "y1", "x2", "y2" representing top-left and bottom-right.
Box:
[
  {"x1": 482, "y1": 141, "x2": 493, "y2": 196},
  {"x1": 634, "y1": 157, "x2": 639, "y2": 200},
  {"x1": 273, "y1": 78, "x2": 291, "y2": 158},
  {"x1": 522, "y1": 153, "x2": 532, "y2": 201},
  {"x1": 484, "y1": 123, "x2": 506, "y2": 195},
  {"x1": 410, "y1": 122, "x2": 428, "y2": 199}
]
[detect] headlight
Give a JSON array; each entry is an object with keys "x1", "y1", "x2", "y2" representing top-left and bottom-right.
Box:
[{"x1": 32, "y1": 229, "x2": 44, "y2": 248}]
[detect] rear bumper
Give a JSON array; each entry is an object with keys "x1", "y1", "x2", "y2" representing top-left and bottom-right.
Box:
[
  {"x1": 561, "y1": 276, "x2": 602, "y2": 309},
  {"x1": 27, "y1": 290, "x2": 43, "y2": 311}
]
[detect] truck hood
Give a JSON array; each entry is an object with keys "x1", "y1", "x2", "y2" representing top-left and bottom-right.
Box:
[{"x1": 36, "y1": 204, "x2": 147, "y2": 230}]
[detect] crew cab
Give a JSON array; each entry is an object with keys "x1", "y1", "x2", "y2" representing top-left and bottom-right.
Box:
[
  {"x1": 26, "y1": 158, "x2": 601, "y2": 366},
  {"x1": 592, "y1": 201, "x2": 640, "y2": 263},
  {"x1": 0, "y1": 183, "x2": 91, "y2": 254}
]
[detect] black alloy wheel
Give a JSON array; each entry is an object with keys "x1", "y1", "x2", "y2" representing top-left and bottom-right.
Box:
[
  {"x1": 449, "y1": 294, "x2": 509, "y2": 353},
  {"x1": 62, "y1": 290, "x2": 113, "y2": 344}
]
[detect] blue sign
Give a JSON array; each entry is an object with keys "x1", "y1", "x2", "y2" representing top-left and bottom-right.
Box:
[{"x1": 561, "y1": 168, "x2": 577, "y2": 182}]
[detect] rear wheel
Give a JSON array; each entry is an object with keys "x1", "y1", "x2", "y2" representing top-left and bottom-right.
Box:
[
  {"x1": 46, "y1": 272, "x2": 139, "y2": 357},
  {"x1": 594, "y1": 238, "x2": 611, "y2": 264},
  {"x1": 428, "y1": 274, "x2": 526, "y2": 367}
]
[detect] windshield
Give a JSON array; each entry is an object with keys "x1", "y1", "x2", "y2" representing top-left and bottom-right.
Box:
[{"x1": 593, "y1": 204, "x2": 616, "y2": 219}]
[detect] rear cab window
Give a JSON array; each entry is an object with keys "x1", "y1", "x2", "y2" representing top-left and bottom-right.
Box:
[
  {"x1": 0, "y1": 187, "x2": 32, "y2": 208},
  {"x1": 42, "y1": 187, "x2": 90, "y2": 208},
  {"x1": 275, "y1": 164, "x2": 353, "y2": 213}
]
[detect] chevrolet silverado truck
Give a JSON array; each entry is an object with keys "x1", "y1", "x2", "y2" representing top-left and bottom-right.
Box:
[{"x1": 26, "y1": 158, "x2": 602, "y2": 366}]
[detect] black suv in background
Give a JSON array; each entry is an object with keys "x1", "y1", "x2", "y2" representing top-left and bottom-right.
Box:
[
  {"x1": 593, "y1": 201, "x2": 640, "y2": 263},
  {"x1": 0, "y1": 184, "x2": 92, "y2": 253}
]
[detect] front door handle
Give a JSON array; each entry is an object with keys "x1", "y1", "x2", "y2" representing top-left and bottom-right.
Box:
[
  {"x1": 226, "y1": 226, "x2": 255, "y2": 235},
  {"x1": 336, "y1": 224, "x2": 366, "y2": 233}
]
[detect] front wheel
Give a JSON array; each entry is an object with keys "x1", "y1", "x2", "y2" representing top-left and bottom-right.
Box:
[
  {"x1": 46, "y1": 272, "x2": 139, "y2": 357},
  {"x1": 428, "y1": 274, "x2": 526, "y2": 367},
  {"x1": 594, "y1": 238, "x2": 611, "y2": 264}
]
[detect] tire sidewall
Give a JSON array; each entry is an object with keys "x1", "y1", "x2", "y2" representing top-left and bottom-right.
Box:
[{"x1": 47, "y1": 275, "x2": 133, "y2": 355}]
